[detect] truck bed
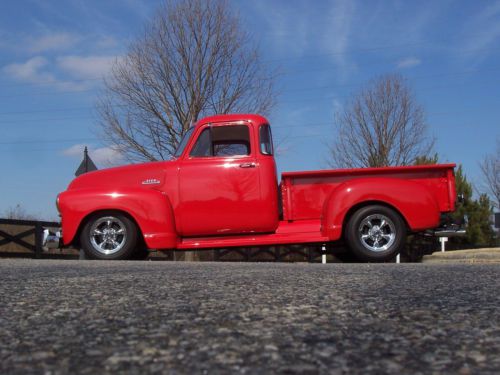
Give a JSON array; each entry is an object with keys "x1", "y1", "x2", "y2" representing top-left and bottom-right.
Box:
[{"x1": 280, "y1": 164, "x2": 456, "y2": 221}]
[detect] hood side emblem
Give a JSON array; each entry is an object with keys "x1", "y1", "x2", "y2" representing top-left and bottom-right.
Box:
[{"x1": 142, "y1": 178, "x2": 161, "y2": 185}]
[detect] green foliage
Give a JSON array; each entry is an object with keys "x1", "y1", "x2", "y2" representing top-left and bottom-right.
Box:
[
  {"x1": 454, "y1": 165, "x2": 474, "y2": 202},
  {"x1": 414, "y1": 153, "x2": 439, "y2": 165},
  {"x1": 451, "y1": 166, "x2": 496, "y2": 247},
  {"x1": 410, "y1": 159, "x2": 497, "y2": 248}
]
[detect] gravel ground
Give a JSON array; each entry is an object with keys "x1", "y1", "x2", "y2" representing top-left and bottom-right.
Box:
[{"x1": 0, "y1": 259, "x2": 499, "y2": 374}]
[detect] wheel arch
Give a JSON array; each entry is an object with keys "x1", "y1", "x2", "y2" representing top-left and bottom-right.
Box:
[
  {"x1": 71, "y1": 209, "x2": 144, "y2": 249},
  {"x1": 59, "y1": 188, "x2": 178, "y2": 250},
  {"x1": 341, "y1": 200, "x2": 410, "y2": 238}
]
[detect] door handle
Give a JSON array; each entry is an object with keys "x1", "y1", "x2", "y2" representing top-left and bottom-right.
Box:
[{"x1": 239, "y1": 162, "x2": 256, "y2": 168}]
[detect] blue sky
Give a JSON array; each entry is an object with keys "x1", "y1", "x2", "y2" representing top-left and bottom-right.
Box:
[{"x1": 0, "y1": 0, "x2": 499, "y2": 220}]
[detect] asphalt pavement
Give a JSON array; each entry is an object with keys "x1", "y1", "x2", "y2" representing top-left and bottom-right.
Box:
[{"x1": 1, "y1": 259, "x2": 499, "y2": 374}]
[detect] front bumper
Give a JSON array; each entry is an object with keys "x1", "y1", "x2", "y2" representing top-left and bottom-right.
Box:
[{"x1": 42, "y1": 228, "x2": 62, "y2": 250}]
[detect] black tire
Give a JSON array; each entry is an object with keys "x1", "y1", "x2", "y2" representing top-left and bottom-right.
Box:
[
  {"x1": 80, "y1": 212, "x2": 139, "y2": 260},
  {"x1": 345, "y1": 205, "x2": 406, "y2": 262},
  {"x1": 131, "y1": 243, "x2": 150, "y2": 260}
]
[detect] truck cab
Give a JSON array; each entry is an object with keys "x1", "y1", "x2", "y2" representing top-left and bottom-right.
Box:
[{"x1": 173, "y1": 115, "x2": 279, "y2": 236}]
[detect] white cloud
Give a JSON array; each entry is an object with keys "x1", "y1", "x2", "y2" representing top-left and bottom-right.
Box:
[
  {"x1": 399, "y1": 3, "x2": 448, "y2": 42},
  {"x1": 62, "y1": 144, "x2": 89, "y2": 157},
  {"x1": 2, "y1": 56, "x2": 88, "y2": 90},
  {"x1": 322, "y1": 0, "x2": 355, "y2": 65},
  {"x1": 3, "y1": 56, "x2": 50, "y2": 81},
  {"x1": 250, "y1": 0, "x2": 310, "y2": 57},
  {"x1": 397, "y1": 57, "x2": 421, "y2": 69},
  {"x1": 93, "y1": 146, "x2": 125, "y2": 166},
  {"x1": 62, "y1": 144, "x2": 124, "y2": 167},
  {"x1": 459, "y1": 1, "x2": 500, "y2": 64},
  {"x1": 3, "y1": 54, "x2": 117, "y2": 89},
  {"x1": 332, "y1": 98, "x2": 343, "y2": 117},
  {"x1": 95, "y1": 35, "x2": 119, "y2": 49},
  {"x1": 27, "y1": 32, "x2": 80, "y2": 53},
  {"x1": 0, "y1": 30, "x2": 8, "y2": 50},
  {"x1": 57, "y1": 55, "x2": 117, "y2": 79},
  {"x1": 249, "y1": 0, "x2": 357, "y2": 81},
  {"x1": 122, "y1": 0, "x2": 152, "y2": 18},
  {"x1": 2, "y1": 56, "x2": 70, "y2": 87},
  {"x1": 275, "y1": 143, "x2": 291, "y2": 157}
]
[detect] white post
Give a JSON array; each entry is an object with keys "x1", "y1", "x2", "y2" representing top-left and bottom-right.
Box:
[
  {"x1": 321, "y1": 244, "x2": 327, "y2": 264},
  {"x1": 440, "y1": 237, "x2": 448, "y2": 252},
  {"x1": 396, "y1": 253, "x2": 400, "y2": 264}
]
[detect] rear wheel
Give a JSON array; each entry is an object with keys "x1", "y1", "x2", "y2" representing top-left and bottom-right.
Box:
[
  {"x1": 345, "y1": 205, "x2": 406, "y2": 262},
  {"x1": 80, "y1": 213, "x2": 139, "y2": 260}
]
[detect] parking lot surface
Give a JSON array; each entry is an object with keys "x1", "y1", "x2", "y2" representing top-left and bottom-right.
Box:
[{"x1": 1, "y1": 259, "x2": 499, "y2": 374}]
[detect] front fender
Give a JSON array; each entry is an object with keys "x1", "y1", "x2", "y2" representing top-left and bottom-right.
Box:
[
  {"x1": 322, "y1": 178, "x2": 440, "y2": 240},
  {"x1": 58, "y1": 188, "x2": 177, "y2": 249}
]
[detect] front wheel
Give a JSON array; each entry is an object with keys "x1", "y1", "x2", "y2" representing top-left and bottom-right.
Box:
[
  {"x1": 80, "y1": 213, "x2": 139, "y2": 260},
  {"x1": 345, "y1": 205, "x2": 406, "y2": 262}
]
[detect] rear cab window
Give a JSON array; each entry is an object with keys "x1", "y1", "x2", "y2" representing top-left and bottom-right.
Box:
[{"x1": 259, "y1": 124, "x2": 273, "y2": 155}]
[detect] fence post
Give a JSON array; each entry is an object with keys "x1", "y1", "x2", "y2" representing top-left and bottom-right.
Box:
[
  {"x1": 440, "y1": 237, "x2": 448, "y2": 252},
  {"x1": 274, "y1": 246, "x2": 280, "y2": 261},
  {"x1": 34, "y1": 223, "x2": 43, "y2": 259}
]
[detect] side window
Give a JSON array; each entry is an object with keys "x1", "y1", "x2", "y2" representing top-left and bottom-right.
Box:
[
  {"x1": 259, "y1": 124, "x2": 273, "y2": 155},
  {"x1": 174, "y1": 127, "x2": 195, "y2": 157},
  {"x1": 190, "y1": 125, "x2": 251, "y2": 157},
  {"x1": 190, "y1": 128, "x2": 211, "y2": 157}
]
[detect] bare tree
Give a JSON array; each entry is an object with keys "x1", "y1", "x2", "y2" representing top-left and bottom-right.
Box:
[
  {"x1": 479, "y1": 138, "x2": 500, "y2": 209},
  {"x1": 98, "y1": 0, "x2": 276, "y2": 162},
  {"x1": 3, "y1": 204, "x2": 37, "y2": 220},
  {"x1": 328, "y1": 74, "x2": 434, "y2": 168}
]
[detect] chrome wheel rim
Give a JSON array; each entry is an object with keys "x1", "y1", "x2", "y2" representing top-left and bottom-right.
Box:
[
  {"x1": 358, "y1": 214, "x2": 396, "y2": 252},
  {"x1": 90, "y1": 216, "x2": 127, "y2": 255}
]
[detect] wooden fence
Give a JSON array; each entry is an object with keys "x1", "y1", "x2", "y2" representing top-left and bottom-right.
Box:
[
  {"x1": 0, "y1": 217, "x2": 433, "y2": 262},
  {"x1": 0, "y1": 218, "x2": 333, "y2": 261},
  {"x1": 0, "y1": 218, "x2": 63, "y2": 258}
]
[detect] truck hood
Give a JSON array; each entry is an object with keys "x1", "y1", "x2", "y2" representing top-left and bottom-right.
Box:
[{"x1": 67, "y1": 160, "x2": 177, "y2": 190}]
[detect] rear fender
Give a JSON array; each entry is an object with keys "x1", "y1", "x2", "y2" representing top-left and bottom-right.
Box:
[
  {"x1": 321, "y1": 178, "x2": 440, "y2": 240},
  {"x1": 58, "y1": 188, "x2": 177, "y2": 249}
]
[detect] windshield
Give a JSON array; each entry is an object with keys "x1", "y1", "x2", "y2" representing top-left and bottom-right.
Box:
[{"x1": 174, "y1": 127, "x2": 195, "y2": 158}]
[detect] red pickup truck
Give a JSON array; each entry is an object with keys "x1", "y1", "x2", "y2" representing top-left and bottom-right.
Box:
[{"x1": 56, "y1": 114, "x2": 461, "y2": 261}]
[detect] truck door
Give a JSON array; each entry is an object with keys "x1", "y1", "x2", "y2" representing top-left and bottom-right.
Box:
[{"x1": 178, "y1": 123, "x2": 265, "y2": 237}]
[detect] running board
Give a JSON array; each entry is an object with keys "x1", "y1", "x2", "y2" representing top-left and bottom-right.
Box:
[{"x1": 178, "y1": 231, "x2": 329, "y2": 250}]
